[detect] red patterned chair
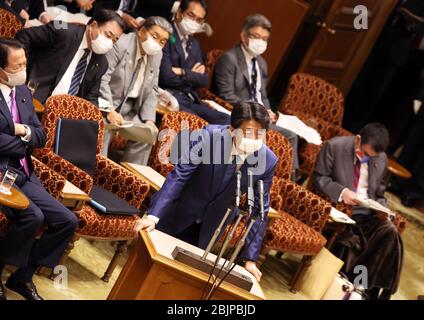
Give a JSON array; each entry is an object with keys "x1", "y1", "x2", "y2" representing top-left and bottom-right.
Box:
[
  {"x1": 0, "y1": 8, "x2": 22, "y2": 38},
  {"x1": 198, "y1": 49, "x2": 234, "y2": 112},
  {"x1": 34, "y1": 95, "x2": 150, "y2": 282},
  {"x1": 279, "y1": 73, "x2": 350, "y2": 176}
]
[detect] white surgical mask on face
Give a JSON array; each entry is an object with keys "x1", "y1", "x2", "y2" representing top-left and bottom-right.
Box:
[
  {"x1": 0, "y1": 68, "x2": 26, "y2": 87},
  {"x1": 247, "y1": 38, "x2": 268, "y2": 57},
  {"x1": 179, "y1": 17, "x2": 202, "y2": 35},
  {"x1": 237, "y1": 137, "x2": 263, "y2": 154},
  {"x1": 142, "y1": 34, "x2": 163, "y2": 56},
  {"x1": 91, "y1": 33, "x2": 114, "y2": 54}
]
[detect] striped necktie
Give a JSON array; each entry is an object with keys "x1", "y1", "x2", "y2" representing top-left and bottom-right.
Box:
[
  {"x1": 68, "y1": 48, "x2": 90, "y2": 96},
  {"x1": 250, "y1": 57, "x2": 258, "y2": 102}
]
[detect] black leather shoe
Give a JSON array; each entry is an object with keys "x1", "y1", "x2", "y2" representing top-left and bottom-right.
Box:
[
  {"x1": 5, "y1": 274, "x2": 43, "y2": 300},
  {"x1": 0, "y1": 281, "x2": 6, "y2": 300}
]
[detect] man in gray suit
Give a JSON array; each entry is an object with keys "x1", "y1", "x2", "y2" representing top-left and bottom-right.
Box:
[
  {"x1": 212, "y1": 14, "x2": 299, "y2": 177},
  {"x1": 100, "y1": 16, "x2": 172, "y2": 164},
  {"x1": 314, "y1": 123, "x2": 403, "y2": 300}
]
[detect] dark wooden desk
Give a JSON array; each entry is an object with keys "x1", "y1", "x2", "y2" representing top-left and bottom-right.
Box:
[{"x1": 33, "y1": 98, "x2": 44, "y2": 114}]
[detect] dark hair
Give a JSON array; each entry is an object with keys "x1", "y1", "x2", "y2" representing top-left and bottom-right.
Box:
[
  {"x1": 231, "y1": 101, "x2": 270, "y2": 129},
  {"x1": 88, "y1": 9, "x2": 125, "y2": 31},
  {"x1": 0, "y1": 37, "x2": 25, "y2": 69},
  {"x1": 180, "y1": 0, "x2": 208, "y2": 17},
  {"x1": 359, "y1": 123, "x2": 390, "y2": 153}
]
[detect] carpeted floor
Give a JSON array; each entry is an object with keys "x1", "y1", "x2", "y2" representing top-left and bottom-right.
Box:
[{"x1": 2, "y1": 192, "x2": 423, "y2": 300}]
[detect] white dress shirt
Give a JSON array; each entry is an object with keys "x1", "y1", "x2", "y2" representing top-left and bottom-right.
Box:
[
  {"x1": 52, "y1": 30, "x2": 92, "y2": 96},
  {"x1": 127, "y1": 39, "x2": 148, "y2": 98},
  {"x1": 241, "y1": 45, "x2": 264, "y2": 106},
  {"x1": 0, "y1": 83, "x2": 32, "y2": 142}
]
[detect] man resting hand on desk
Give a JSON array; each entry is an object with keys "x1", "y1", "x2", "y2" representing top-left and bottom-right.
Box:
[{"x1": 136, "y1": 101, "x2": 278, "y2": 282}]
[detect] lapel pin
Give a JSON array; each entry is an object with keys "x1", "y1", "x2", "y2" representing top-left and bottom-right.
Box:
[{"x1": 22, "y1": 98, "x2": 26, "y2": 103}]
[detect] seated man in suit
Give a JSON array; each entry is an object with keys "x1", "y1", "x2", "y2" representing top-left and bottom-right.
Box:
[
  {"x1": 314, "y1": 123, "x2": 403, "y2": 300},
  {"x1": 138, "y1": 101, "x2": 278, "y2": 281},
  {"x1": 212, "y1": 14, "x2": 299, "y2": 177},
  {"x1": 100, "y1": 16, "x2": 173, "y2": 165},
  {"x1": 0, "y1": 38, "x2": 77, "y2": 300},
  {"x1": 159, "y1": 0, "x2": 230, "y2": 125},
  {"x1": 15, "y1": 9, "x2": 125, "y2": 106}
]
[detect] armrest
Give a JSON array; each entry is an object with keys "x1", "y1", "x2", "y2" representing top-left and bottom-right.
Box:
[
  {"x1": 33, "y1": 148, "x2": 94, "y2": 194},
  {"x1": 280, "y1": 179, "x2": 332, "y2": 232},
  {"x1": 270, "y1": 176, "x2": 284, "y2": 211},
  {"x1": 94, "y1": 155, "x2": 150, "y2": 209},
  {"x1": 198, "y1": 88, "x2": 234, "y2": 111},
  {"x1": 32, "y1": 156, "x2": 66, "y2": 199}
]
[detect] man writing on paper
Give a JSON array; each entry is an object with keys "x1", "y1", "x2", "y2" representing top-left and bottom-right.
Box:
[
  {"x1": 99, "y1": 16, "x2": 172, "y2": 164},
  {"x1": 137, "y1": 101, "x2": 278, "y2": 281},
  {"x1": 313, "y1": 123, "x2": 403, "y2": 300},
  {"x1": 212, "y1": 14, "x2": 299, "y2": 178}
]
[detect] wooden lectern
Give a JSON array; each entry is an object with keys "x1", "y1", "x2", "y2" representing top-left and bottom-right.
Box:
[{"x1": 108, "y1": 230, "x2": 266, "y2": 300}]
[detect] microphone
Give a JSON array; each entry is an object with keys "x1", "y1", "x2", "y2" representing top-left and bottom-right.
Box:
[
  {"x1": 235, "y1": 170, "x2": 241, "y2": 207},
  {"x1": 247, "y1": 169, "x2": 254, "y2": 216},
  {"x1": 258, "y1": 180, "x2": 264, "y2": 221}
]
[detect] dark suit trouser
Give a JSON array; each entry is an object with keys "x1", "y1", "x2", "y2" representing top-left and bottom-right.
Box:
[
  {"x1": 0, "y1": 174, "x2": 78, "y2": 268},
  {"x1": 180, "y1": 104, "x2": 231, "y2": 125}
]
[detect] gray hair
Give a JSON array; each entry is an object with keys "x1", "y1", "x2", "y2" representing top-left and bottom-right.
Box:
[
  {"x1": 143, "y1": 16, "x2": 173, "y2": 35},
  {"x1": 242, "y1": 14, "x2": 272, "y2": 33}
]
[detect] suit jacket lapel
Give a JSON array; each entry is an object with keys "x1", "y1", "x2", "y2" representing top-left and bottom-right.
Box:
[
  {"x1": 367, "y1": 157, "x2": 378, "y2": 197},
  {"x1": 235, "y1": 45, "x2": 250, "y2": 85},
  {"x1": 54, "y1": 26, "x2": 86, "y2": 88},
  {"x1": 0, "y1": 90, "x2": 14, "y2": 133},
  {"x1": 124, "y1": 33, "x2": 138, "y2": 93},
  {"x1": 15, "y1": 86, "x2": 30, "y2": 125},
  {"x1": 343, "y1": 137, "x2": 356, "y2": 190},
  {"x1": 172, "y1": 25, "x2": 186, "y2": 67}
]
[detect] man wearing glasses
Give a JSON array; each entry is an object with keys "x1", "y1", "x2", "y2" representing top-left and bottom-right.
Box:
[
  {"x1": 15, "y1": 9, "x2": 125, "y2": 106},
  {"x1": 212, "y1": 14, "x2": 299, "y2": 178},
  {"x1": 99, "y1": 16, "x2": 172, "y2": 165},
  {"x1": 159, "y1": 0, "x2": 230, "y2": 125}
]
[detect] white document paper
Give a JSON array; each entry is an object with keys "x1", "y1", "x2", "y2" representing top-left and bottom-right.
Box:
[
  {"x1": 276, "y1": 113, "x2": 322, "y2": 145},
  {"x1": 354, "y1": 196, "x2": 396, "y2": 219},
  {"x1": 155, "y1": 87, "x2": 179, "y2": 112},
  {"x1": 330, "y1": 207, "x2": 356, "y2": 225},
  {"x1": 118, "y1": 122, "x2": 158, "y2": 145},
  {"x1": 202, "y1": 100, "x2": 231, "y2": 115},
  {"x1": 104, "y1": 121, "x2": 134, "y2": 131}
]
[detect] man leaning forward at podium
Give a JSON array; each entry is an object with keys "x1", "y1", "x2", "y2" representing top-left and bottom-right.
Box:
[{"x1": 137, "y1": 101, "x2": 278, "y2": 281}]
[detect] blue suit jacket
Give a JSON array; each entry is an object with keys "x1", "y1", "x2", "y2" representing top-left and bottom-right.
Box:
[
  {"x1": 148, "y1": 125, "x2": 278, "y2": 261},
  {"x1": 159, "y1": 24, "x2": 208, "y2": 106},
  {"x1": 0, "y1": 85, "x2": 46, "y2": 175}
]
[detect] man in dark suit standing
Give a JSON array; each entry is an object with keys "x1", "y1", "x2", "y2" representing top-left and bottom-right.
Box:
[
  {"x1": 138, "y1": 101, "x2": 277, "y2": 282},
  {"x1": 314, "y1": 123, "x2": 403, "y2": 300},
  {"x1": 15, "y1": 8, "x2": 125, "y2": 106},
  {"x1": 0, "y1": 0, "x2": 52, "y2": 25},
  {"x1": 0, "y1": 38, "x2": 77, "y2": 300},
  {"x1": 159, "y1": 0, "x2": 230, "y2": 125}
]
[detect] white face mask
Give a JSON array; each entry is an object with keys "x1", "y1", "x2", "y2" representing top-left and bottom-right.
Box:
[
  {"x1": 179, "y1": 17, "x2": 202, "y2": 35},
  {"x1": 91, "y1": 33, "x2": 114, "y2": 54},
  {"x1": 237, "y1": 137, "x2": 263, "y2": 155},
  {"x1": 0, "y1": 68, "x2": 27, "y2": 87},
  {"x1": 141, "y1": 34, "x2": 163, "y2": 56},
  {"x1": 247, "y1": 38, "x2": 268, "y2": 57}
]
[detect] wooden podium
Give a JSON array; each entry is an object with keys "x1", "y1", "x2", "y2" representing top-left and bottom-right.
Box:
[{"x1": 108, "y1": 230, "x2": 266, "y2": 300}]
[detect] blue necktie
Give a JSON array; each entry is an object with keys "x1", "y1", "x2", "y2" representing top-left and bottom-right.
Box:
[
  {"x1": 68, "y1": 48, "x2": 90, "y2": 96},
  {"x1": 250, "y1": 58, "x2": 258, "y2": 102}
]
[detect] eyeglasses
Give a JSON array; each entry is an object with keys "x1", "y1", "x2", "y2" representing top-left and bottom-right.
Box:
[
  {"x1": 183, "y1": 11, "x2": 205, "y2": 24},
  {"x1": 147, "y1": 30, "x2": 169, "y2": 48},
  {"x1": 247, "y1": 32, "x2": 270, "y2": 43}
]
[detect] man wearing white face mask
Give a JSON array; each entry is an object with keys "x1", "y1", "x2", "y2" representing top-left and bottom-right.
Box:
[
  {"x1": 0, "y1": 38, "x2": 77, "y2": 300},
  {"x1": 212, "y1": 14, "x2": 299, "y2": 178},
  {"x1": 15, "y1": 9, "x2": 125, "y2": 106},
  {"x1": 99, "y1": 16, "x2": 172, "y2": 164},
  {"x1": 159, "y1": 0, "x2": 230, "y2": 125}
]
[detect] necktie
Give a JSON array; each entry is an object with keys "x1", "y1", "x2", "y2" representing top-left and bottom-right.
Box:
[
  {"x1": 68, "y1": 48, "x2": 90, "y2": 96},
  {"x1": 115, "y1": 58, "x2": 142, "y2": 114},
  {"x1": 250, "y1": 57, "x2": 258, "y2": 102},
  {"x1": 10, "y1": 90, "x2": 30, "y2": 177},
  {"x1": 353, "y1": 158, "x2": 361, "y2": 191}
]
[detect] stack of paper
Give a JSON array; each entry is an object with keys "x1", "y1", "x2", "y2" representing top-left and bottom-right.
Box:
[
  {"x1": 330, "y1": 207, "x2": 356, "y2": 224},
  {"x1": 276, "y1": 113, "x2": 322, "y2": 145},
  {"x1": 202, "y1": 100, "x2": 231, "y2": 115},
  {"x1": 354, "y1": 196, "x2": 396, "y2": 219}
]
